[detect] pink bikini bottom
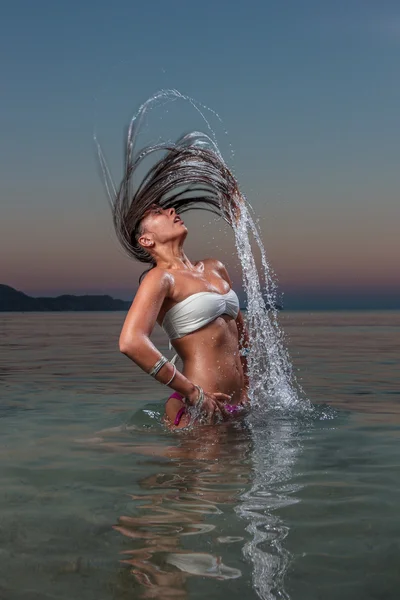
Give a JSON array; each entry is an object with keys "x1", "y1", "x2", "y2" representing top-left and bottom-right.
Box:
[
  {"x1": 167, "y1": 391, "x2": 242, "y2": 426},
  {"x1": 168, "y1": 392, "x2": 186, "y2": 426}
]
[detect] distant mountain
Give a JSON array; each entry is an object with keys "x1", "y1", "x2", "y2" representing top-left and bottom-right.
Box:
[{"x1": 0, "y1": 284, "x2": 131, "y2": 312}]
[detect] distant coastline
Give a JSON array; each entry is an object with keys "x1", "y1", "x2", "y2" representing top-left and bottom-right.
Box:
[
  {"x1": 2, "y1": 283, "x2": 397, "y2": 313},
  {"x1": 0, "y1": 283, "x2": 277, "y2": 313},
  {"x1": 0, "y1": 284, "x2": 131, "y2": 312}
]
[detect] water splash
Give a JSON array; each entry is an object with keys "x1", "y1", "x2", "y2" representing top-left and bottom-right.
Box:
[
  {"x1": 229, "y1": 199, "x2": 311, "y2": 413},
  {"x1": 96, "y1": 88, "x2": 311, "y2": 415}
]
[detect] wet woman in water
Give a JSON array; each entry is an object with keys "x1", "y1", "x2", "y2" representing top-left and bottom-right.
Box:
[{"x1": 105, "y1": 103, "x2": 250, "y2": 428}]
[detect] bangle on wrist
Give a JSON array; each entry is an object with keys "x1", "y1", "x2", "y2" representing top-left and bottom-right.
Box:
[
  {"x1": 165, "y1": 364, "x2": 176, "y2": 386},
  {"x1": 193, "y1": 384, "x2": 204, "y2": 409},
  {"x1": 149, "y1": 356, "x2": 178, "y2": 387}
]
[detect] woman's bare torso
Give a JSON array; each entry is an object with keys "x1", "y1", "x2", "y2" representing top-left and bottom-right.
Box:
[
  {"x1": 157, "y1": 259, "x2": 244, "y2": 404},
  {"x1": 172, "y1": 316, "x2": 244, "y2": 402}
]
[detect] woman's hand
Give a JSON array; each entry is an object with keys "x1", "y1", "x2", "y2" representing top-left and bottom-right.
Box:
[
  {"x1": 187, "y1": 388, "x2": 231, "y2": 423},
  {"x1": 203, "y1": 392, "x2": 231, "y2": 422}
]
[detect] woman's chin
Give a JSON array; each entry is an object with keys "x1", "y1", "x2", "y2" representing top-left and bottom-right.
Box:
[{"x1": 166, "y1": 226, "x2": 188, "y2": 244}]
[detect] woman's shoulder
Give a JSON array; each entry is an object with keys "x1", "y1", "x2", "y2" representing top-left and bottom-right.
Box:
[
  {"x1": 139, "y1": 266, "x2": 174, "y2": 294},
  {"x1": 199, "y1": 258, "x2": 226, "y2": 272}
]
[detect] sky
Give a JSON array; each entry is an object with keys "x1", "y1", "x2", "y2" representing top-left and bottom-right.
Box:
[{"x1": 1, "y1": 0, "x2": 399, "y2": 309}]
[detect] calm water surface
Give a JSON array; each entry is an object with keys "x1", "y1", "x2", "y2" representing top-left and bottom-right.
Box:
[{"x1": 1, "y1": 311, "x2": 399, "y2": 600}]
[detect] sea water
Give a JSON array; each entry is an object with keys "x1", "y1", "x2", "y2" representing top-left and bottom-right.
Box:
[{"x1": 1, "y1": 311, "x2": 400, "y2": 600}]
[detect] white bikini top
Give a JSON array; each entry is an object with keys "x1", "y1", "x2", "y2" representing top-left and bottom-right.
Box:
[{"x1": 162, "y1": 288, "x2": 240, "y2": 340}]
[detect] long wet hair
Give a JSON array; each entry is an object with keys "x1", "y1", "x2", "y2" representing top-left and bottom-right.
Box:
[{"x1": 97, "y1": 95, "x2": 243, "y2": 281}]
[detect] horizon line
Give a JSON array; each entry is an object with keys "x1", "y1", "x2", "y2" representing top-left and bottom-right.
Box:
[{"x1": 1, "y1": 283, "x2": 399, "y2": 312}]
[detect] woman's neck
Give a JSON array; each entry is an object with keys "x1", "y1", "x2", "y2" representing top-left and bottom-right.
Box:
[{"x1": 154, "y1": 243, "x2": 195, "y2": 271}]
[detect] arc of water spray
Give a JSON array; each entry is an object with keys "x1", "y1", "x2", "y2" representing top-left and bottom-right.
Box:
[{"x1": 95, "y1": 89, "x2": 311, "y2": 411}]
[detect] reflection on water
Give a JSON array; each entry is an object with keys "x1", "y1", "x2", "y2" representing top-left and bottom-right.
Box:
[
  {"x1": 91, "y1": 410, "x2": 307, "y2": 600},
  {"x1": 238, "y1": 414, "x2": 305, "y2": 600},
  {"x1": 93, "y1": 421, "x2": 253, "y2": 598}
]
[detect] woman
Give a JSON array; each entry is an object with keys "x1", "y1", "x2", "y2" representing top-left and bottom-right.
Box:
[{"x1": 103, "y1": 103, "x2": 250, "y2": 428}]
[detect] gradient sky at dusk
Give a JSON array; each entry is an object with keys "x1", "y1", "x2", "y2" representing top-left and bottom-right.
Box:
[{"x1": 1, "y1": 0, "x2": 399, "y2": 309}]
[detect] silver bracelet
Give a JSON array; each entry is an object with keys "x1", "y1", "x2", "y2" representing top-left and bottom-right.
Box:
[
  {"x1": 148, "y1": 356, "x2": 168, "y2": 377},
  {"x1": 165, "y1": 364, "x2": 176, "y2": 386},
  {"x1": 193, "y1": 384, "x2": 204, "y2": 409}
]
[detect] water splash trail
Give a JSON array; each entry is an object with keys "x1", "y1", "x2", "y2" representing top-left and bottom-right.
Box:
[
  {"x1": 229, "y1": 198, "x2": 311, "y2": 412},
  {"x1": 96, "y1": 88, "x2": 311, "y2": 413}
]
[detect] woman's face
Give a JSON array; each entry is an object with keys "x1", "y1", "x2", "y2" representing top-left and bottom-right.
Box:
[{"x1": 138, "y1": 205, "x2": 187, "y2": 248}]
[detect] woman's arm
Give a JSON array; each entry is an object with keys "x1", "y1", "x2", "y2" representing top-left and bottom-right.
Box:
[{"x1": 119, "y1": 269, "x2": 199, "y2": 403}]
